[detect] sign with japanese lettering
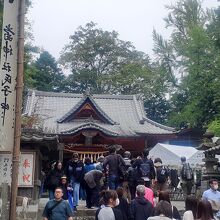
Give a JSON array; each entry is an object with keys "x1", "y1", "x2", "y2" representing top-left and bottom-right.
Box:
[
  {"x1": 0, "y1": 152, "x2": 35, "y2": 187},
  {"x1": 18, "y1": 153, "x2": 34, "y2": 186},
  {"x1": 0, "y1": 154, "x2": 12, "y2": 183},
  {"x1": 0, "y1": 0, "x2": 19, "y2": 151}
]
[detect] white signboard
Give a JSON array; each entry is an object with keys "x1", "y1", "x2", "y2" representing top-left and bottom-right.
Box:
[
  {"x1": 18, "y1": 153, "x2": 35, "y2": 186},
  {"x1": 0, "y1": 153, "x2": 12, "y2": 183},
  {"x1": 0, "y1": 0, "x2": 19, "y2": 151},
  {"x1": 0, "y1": 152, "x2": 35, "y2": 187}
]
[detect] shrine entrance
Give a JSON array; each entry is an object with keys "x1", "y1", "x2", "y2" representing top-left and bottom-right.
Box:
[{"x1": 59, "y1": 129, "x2": 117, "y2": 164}]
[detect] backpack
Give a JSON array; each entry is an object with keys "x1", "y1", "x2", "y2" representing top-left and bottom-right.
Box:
[
  {"x1": 117, "y1": 155, "x2": 127, "y2": 180},
  {"x1": 156, "y1": 166, "x2": 167, "y2": 184},
  {"x1": 181, "y1": 163, "x2": 193, "y2": 180},
  {"x1": 140, "y1": 162, "x2": 150, "y2": 178}
]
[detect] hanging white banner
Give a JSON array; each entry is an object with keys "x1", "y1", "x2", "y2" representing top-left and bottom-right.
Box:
[{"x1": 0, "y1": 0, "x2": 19, "y2": 152}]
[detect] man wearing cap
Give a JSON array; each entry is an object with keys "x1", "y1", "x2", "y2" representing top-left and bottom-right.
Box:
[
  {"x1": 65, "y1": 153, "x2": 84, "y2": 211},
  {"x1": 154, "y1": 158, "x2": 169, "y2": 192}
]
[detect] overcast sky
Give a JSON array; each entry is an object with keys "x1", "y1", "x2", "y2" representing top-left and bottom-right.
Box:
[{"x1": 27, "y1": 0, "x2": 219, "y2": 60}]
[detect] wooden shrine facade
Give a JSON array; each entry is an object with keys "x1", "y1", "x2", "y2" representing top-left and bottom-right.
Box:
[
  {"x1": 19, "y1": 90, "x2": 176, "y2": 199},
  {"x1": 23, "y1": 90, "x2": 176, "y2": 162}
]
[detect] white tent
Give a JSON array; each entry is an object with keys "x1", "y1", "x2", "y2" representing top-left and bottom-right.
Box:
[{"x1": 149, "y1": 143, "x2": 203, "y2": 167}]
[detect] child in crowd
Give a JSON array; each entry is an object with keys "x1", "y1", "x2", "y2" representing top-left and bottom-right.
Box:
[{"x1": 59, "y1": 175, "x2": 73, "y2": 207}]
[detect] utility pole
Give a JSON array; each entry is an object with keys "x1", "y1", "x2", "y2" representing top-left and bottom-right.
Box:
[{"x1": 9, "y1": 0, "x2": 25, "y2": 219}]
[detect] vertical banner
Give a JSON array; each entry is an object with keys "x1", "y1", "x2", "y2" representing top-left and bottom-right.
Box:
[
  {"x1": 18, "y1": 153, "x2": 34, "y2": 187},
  {"x1": 0, "y1": 152, "x2": 35, "y2": 187},
  {"x1": 0, "y1": 153, "x2": 12, "y2": 183},
  {"x1": 0, "y1": 0, "x2": 19, "y2": 151}
]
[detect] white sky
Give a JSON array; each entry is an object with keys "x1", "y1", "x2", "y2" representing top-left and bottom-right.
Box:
[{"x1": 27, "y1": 0, "x2": 219, "y2": 60}]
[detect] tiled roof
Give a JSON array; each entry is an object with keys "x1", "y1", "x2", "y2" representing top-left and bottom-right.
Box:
[
  {"x1": 21, "y1": 128, "x2": 58, "y2": 142},
  {"x1": 23, "y1": 90, "x2": 175, "y2": 136},
  {"x1": 57, "y1": 96, "x2": 116, "y2": 125}
]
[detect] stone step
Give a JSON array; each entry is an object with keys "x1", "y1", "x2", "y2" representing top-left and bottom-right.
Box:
[
  {"x1": 14, "y1": 199, "x2": 185, "y2": 220},
  {"x1": 75, "y1": 207, "x2": 97, "y2": 218}
]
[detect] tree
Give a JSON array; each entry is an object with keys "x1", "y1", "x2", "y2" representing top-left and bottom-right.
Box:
[
  {"x1": 208, "y1": 119, "x2": 220, "y2": 137},
  {"x1": 32, "y1": 51, "x2": 65, "y2": 92},
  {"x1": 102, "y1": 63, "x2": 152, "y2": 95},
  {"x1": 60, "y1": 22, "x2": 150, "y2": 94},
  {"x1": 153, "y1": 0, "x2": 220, "y2": 129},
  {"x1": 23, "y1": 44, "x2": 39, "y2": 89},
  {"x1": 206, "y1": 6, "x2": 220, "y2": 48},
  {"x1": 60, "y1": 22, "x2": 173, "y2": 123}
]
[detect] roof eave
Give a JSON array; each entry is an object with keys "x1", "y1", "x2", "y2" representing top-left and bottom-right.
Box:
[{"x1": 60, "y1": 123, "x2": 119, "y2": 137}]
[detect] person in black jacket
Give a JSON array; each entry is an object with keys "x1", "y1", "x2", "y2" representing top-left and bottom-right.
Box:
[
  {"x1": 65, "y1": 153, "x2": 84, "y2": 211},
  {"x1": 128, "y1": 159, "x2": 138, "y2": 200},
  {"x1": 44, "y1": 161, "x2": 64, "y2": 200},
  {"x1": 130, "y1": 185, "x2": 154, "y2": 220},
  {"x1": 103, "y1": 145, "x2": 126, "y2": 190},
  {"x1": 133, "y1": 149, "x2": 155, "y2": 188},
  {"x1": 115, "y1": 187, "x2": 132, "y2": 220}
]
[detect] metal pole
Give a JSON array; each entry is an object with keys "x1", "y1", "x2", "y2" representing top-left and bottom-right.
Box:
[{"x1": 9, "y1": 0, "x2": 25, "y2": 219}]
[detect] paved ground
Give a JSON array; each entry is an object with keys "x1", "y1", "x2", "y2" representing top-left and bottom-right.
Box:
[
  {"x1": 15, "y1": 198, "x2": 185, "y2": 220},
  {"x1": 29, "y1": 198, "x2": 185, "y2": 211}
]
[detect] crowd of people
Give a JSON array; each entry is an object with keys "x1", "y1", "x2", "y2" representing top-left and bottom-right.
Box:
[{"x1": 42, "y1": 145, "x2": 220, "y2": 220}]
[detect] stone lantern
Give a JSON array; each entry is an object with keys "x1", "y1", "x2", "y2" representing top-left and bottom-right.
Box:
[{"x1": 197, "y1": 131, "x2": 220, "y2": 190}]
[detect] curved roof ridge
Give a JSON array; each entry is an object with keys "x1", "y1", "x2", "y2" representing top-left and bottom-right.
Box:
[
  {"x1": 27, "y1": 89, "x2": 135, "y2": 100},
  {"x1": 60, "y1": 122, "x2": 119, "y2": 136},
  {"x1": 132, "y1": 95, "x2": 144, "y2": 122}
]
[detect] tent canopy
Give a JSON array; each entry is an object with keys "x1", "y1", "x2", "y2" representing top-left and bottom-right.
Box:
[{"x1": 149, "y1": 143, "x2": 204, "y2": 167}]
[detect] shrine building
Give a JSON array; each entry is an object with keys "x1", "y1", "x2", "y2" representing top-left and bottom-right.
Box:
[{"x1": 20, "y1": 90, "x2": 175, "y2": 198}]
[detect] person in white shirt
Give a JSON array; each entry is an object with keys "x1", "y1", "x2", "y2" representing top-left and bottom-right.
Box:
[
  {"x1": 95, "y1": 190, "x2": 123, "y2": 220},
  {"x1": 202, "y1": 179, "x2": 220, "y2": 219}
]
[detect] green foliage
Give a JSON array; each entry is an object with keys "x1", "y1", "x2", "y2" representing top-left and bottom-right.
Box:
[
  {"x1": 32, "y1": 51, "x2": 65, "y2": 92},
  {"x1": 60, "y1": 22, "x2": 171, "y2": 123},
  {"x1": 208, "y1": 119, "x2": 220, "y2": 137},
  {"x1": 23, "y1": 44, "x2": 39, "y2": 88},
  {"x1": 102, "y1": 63, "x2": 153, "y2": 95},
  {"x1": 152, "y1": 29, "x2": 177, "y2": 89},
  {"x1": 2, "y1": 0, "x2": 220, "y2": 129},
  {"x1": 60, "y1": 22, "x2": 151, "y2": 94},
  {"x1": 154, "y1": 0, "x2": 220, "y2": 129},
  {"x1": 144, "y1": 95, "x2": 171, "y2": 124}
]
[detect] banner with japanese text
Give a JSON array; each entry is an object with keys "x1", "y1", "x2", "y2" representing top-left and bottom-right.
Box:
[
  {"x1": 0, "y1": 152, "x2": 35, "y2": 187},
  {"x1": 0, "y1": 0, "x2": 19, "y2": 151}
]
